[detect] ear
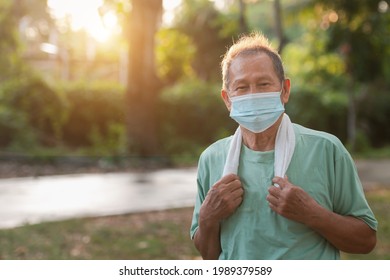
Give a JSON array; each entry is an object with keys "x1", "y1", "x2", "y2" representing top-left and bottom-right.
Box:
[
  {"x1": 221, "y1": 89, "x2": 232, "y2": 111},
  {"x1": 281, "y1": 78, "x2": 291, "y2": 104}
]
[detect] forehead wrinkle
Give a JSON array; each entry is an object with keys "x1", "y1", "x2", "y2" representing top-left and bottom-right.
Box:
[{"x1": 228, "y1": 53, "x2": 277, "y2": 86}]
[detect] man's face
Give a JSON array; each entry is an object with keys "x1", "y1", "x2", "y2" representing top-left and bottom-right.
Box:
[{"x1": 221, "y1": 52, "x2": 290, "y2": 110}]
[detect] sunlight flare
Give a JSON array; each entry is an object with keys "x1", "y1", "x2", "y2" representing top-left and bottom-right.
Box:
[{"x1": 47, "y1": 0, "x2": 119, "y2": 42}]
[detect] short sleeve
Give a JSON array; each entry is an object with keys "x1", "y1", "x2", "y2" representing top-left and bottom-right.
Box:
[{"x1": 332, "y1": 151, "x2": 378, "y2": 231}]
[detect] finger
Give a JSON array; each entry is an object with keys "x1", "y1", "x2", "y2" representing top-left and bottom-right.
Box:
[
  {"x1": 226, "y1": 178, "x2": 242, "y2": 191},
  {"x1": 231, "y1": 186, "x2": 244, "y2": 198},
  {"x1": 268, "y1": 185, "x2": 281, "y2": 197},
  {"x1": 232, "y1": 196, "x2": 244, "y2": 208},
  {"x1": 268, "y1": 201, "x2": 278, "y2": 213},
  {"x1": 272, "y1": 177, "x2": 287, "y2": 189},
  {"x1": 213, "y1": 174, "x2": 240, "y2": 189},
  {"x1": 266, "y1": 193, "x2": 278, "y2": 205},
  {"x1": 233, "y1": 192, "x2": 244, "y2": 203},
  {"x1": 222, "y1": 173, "x2": 240, "y2": 183}
]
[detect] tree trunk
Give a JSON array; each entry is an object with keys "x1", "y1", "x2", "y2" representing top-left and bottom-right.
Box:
[
  {"x1": 125, "y1": 0, "x2": 162, "y2": 157},
  {"x1": 273, "y1": 0, "x2": 288, "y2": 53},
  {"x1": 238, "y1": 0, "x2": 248, "y2": 35}
]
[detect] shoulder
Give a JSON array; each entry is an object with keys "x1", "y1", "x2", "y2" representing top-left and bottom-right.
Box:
[
  {"x1": 199, "y1": 136, "x2": 232, "y2": 165},
  {"x1": 292, "y1": 123, "x2": 349, "y2": 160},
  {"x1": 293, "y1": 123, "x2": 345, "y2": 147},
  {"x1": 196, "y1": 136, "x2": 233, "y2": 189}
]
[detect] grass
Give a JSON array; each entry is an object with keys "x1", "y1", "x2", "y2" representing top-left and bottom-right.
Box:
[
  {"x1": 352, "y1": 145, "x2": 390, "y2": 159},
  {"x1": 0, "y1": 208, "x2": 200, "y2": 260},
  {"x1": 342, "y1": 187, "x2": 390, "y2": 260},
  {"x1": 0, "y1": 188, "x2": 388, "y2": 260}
]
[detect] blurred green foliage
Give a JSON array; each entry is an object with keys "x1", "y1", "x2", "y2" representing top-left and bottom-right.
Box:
[
  {"x1": 156, "y1": 28, "x2": 196, "y2": 84},
  {"x1": 59, "y1": 82, "x2": 126, "y2": 151},
  {"x1": 0, "y1": 78, "x2": 127, "y2": 156},
  {"x1": 158, "y1": 78, "x2": 236, "y2": 160},
  {"x1": 0, "y1": 73, "x2": 66, "y2": 149},
  {"x1": 0, "y1": 0, "x2": 389, "y2": 161},
  {"x1": 173, "y1": 0, "x2": 233, "y2": 82},
  {"x1": 0, "y1": 0, "x2": 23, "y2": 82}
]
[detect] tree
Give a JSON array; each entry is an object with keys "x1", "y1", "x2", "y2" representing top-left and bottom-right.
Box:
[
  {"x1": 125, "y1": 0, "x2": 163, "y2": 157},
  {"x1": 0, "y1": 0, "x2": 24, "y2": 81},
  {"x1": 174, "y1": 0, "x2": 232, "y2": 82},
  {"x1": 155, "y1": 28, "x2": 196, "y2": 85},
  {"x1": 315, "y1": 0, "x2": 390, "y2": 149},
  {"x1": 222, "y1": 0, "x2": 289, "y2": 53},
  {"x1": 238, "y1": 0, "x2": 249, "y2": 34},
  {"x1": 283, "y1": 0, "x2": 390, "y2": 149},
  {"x1": 273, "y1": 0, "x2": 288, "y2": 53}
]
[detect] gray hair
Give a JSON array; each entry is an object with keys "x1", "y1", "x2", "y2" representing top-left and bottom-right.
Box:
[{"x1": 221, "y1": 32, "x2": 285, "y2": 91}]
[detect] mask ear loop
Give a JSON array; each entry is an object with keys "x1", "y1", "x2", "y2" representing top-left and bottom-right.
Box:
[{"x1": 280, "y1": 80, "x2": 286, "y2": 106}]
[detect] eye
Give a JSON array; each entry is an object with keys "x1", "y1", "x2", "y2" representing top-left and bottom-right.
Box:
[{"x1": 235, "y1": 85, "x2": 248, "y2": 91}]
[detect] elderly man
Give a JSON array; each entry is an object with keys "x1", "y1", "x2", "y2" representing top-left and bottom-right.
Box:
[{"x1": 190, "y1": 33, "x2": 377, "y2": 260}]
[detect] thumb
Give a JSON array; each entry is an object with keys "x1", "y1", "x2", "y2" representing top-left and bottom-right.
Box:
[{"x1": 272, "y1": 176, "x2": 285, "y2": 189}]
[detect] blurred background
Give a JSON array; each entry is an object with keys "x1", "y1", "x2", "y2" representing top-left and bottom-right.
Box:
[
  {"x1": 0, "y1": 0, "x2": 389, "y2": 260},
  {"x1": 1, "y1": 0, "x2": 389, "y2": 166}
]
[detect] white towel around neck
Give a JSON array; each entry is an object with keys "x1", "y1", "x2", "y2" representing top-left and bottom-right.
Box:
[{"x1": 222, "y1": 113, "x2": 296, "y2": 180}]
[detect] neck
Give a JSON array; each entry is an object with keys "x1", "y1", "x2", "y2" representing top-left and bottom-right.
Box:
[{"x1": 241, "y1": 115, "x2": 283, "y2": 151}]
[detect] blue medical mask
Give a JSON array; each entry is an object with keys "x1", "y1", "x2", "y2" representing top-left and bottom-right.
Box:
[{"x1": 229, "y1": 90, "x2": 285, "y2": 133}]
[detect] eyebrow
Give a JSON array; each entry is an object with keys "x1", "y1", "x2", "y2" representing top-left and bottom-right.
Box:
[{"x1": 231, "y1": 74, "x2": 274, "y2": 87}]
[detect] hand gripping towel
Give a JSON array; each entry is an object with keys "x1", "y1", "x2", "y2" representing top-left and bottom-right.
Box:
[{"x1": 222, "y1": 113, "x2": 295, "y2": 182}]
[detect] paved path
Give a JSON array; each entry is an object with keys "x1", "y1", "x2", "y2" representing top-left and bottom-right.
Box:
[
  {"x1": 0, "y1": 168, "x2": 197, "y2": 229},
  {"x1": 354, "y1": 159, "x2": 390, "y2": 188},
  {"x1": 0, "y1": 160, "x2": 389, "y2": 229}
]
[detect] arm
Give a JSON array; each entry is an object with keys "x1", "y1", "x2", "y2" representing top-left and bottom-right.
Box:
[
  {"x1": 267, "y1": 176, "x2": 376, "y2": 254},
  {"x1": 193, "y1": 174, "x2": 244, "y2": 259},
  {"x1": 307, "y1": 206, "x2": 376, "y2": 253},
  {"x1": 193, "y1": 208, "x2": 222, "y2": 260}
]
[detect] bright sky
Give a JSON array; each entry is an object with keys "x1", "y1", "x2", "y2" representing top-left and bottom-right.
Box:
[
  {"x1": 47, "y1": 0, "x2": 118, "y2": 42},
  {"x1": 47, "y1": 0, "x2": 182, "y2": 42}
]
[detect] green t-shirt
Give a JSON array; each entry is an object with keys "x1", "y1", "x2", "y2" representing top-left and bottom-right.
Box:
[{"x1": 190, "y1": 124, "x2": 377, "y2": 260}]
